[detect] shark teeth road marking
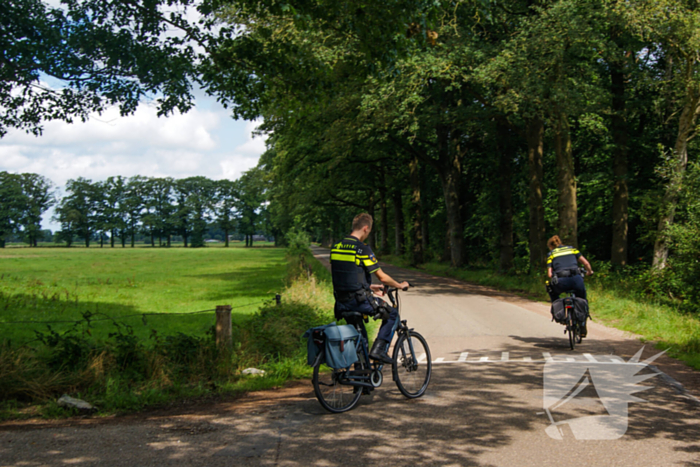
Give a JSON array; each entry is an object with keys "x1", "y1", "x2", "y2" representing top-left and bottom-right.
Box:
[{"x1": 458, "y1": 352, "x2": 469, "y2": 362}]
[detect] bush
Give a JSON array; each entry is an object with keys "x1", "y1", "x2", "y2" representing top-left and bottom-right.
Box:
[{"x1": 285, "y1": 228, "x2": 311, "y2": 257}]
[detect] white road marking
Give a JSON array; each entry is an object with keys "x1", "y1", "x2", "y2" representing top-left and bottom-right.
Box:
[
  {"x1": 479, "y1": 356, "x2": 489, "y2": 362},
  {"x1": 609, "y1": 356, "x2": 625, "y2": 363},
  {"x1": 434, "y1": 357, "x2": 445, "y2": 363},
  {"x1": 523, "y1": 357, "x2": 533, "y2": 362},
  {"x1": 543, "y1": 352, "x2": 554, "y2": 363},
  {"x1": 566, "y1": 358, "x2": 576, "y2": 362},
  {"x1": 584, "y1": 353, "x2": 597, "y2": 362},
  {"x1": 418, "y1": 353, "x2": 427, "y2": 363},
  {"x1": 501, "y1": 352, "x2": 509, "y2": 361},
  {"x1": 458, "y1": 352, "x2": 469, "y2": 362}
]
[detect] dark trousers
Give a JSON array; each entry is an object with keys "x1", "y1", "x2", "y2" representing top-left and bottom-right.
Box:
[
  {"x1": 334, "y1": 296, "x2": 398, "y2": 343},
  {"x1": 549, "y1": 275, "x2": 587, "y2": 301}
]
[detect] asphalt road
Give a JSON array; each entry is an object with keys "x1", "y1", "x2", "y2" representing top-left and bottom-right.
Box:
[{"x1": 1, "y1": 246, "x2": 699, "y2": 466}]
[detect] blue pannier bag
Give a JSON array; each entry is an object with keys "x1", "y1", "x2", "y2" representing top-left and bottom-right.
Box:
[
  {"x1": 303, "y1": 323, "x2": 360, "y2": 369},
  {"x1": 323, "y1": 324, "x2": 360, "y2": 369},
  {"x1": 302, "y1": 322, "x2": 336, "y2": 366}
]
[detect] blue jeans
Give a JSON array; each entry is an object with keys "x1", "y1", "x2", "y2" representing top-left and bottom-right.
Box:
[
  {"x1": 334, "y1": 296, "x2": 398, "y2": 342},
  {"x1": 549, "y1": 275, "x2": 587, "y2": 301}
]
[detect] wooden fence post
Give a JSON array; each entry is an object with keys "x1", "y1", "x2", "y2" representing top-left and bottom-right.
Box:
[{"x1": 215, "y1": 305, "x2": 232, "y2": 349}]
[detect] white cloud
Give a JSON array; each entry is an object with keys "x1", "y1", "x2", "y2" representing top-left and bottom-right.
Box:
[{"x1": 0, "y1": 98, "x2": 268, "y2": 230}]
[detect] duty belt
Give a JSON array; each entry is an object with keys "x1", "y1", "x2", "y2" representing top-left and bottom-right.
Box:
[{"x1": 334, "y1": 289, "x2": 370, "y2": 303}]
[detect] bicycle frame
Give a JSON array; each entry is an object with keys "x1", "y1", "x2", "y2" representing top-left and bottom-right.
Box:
[{"x1": 335, "y1": 285, "x2": 409, "y2": 388}]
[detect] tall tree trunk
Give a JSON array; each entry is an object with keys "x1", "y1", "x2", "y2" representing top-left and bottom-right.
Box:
[
  {"x1": 421, "y1": 163, "x2": 429, "y2": 254},
  {"x1": 131, "y1": 229, "x2": 135, "y2": 247},
  {"x1": 110, "y1": 229, "x2": 115, "y2": 247},
  {"x1": 393, "y1": 189, "x2": 404, "y2": 256},
  {"x1": 151, "y1": 232, "x2": 155, "y2": 247},
  {"x1": 409, "y1": 155, "x2": 424, "y2": 265},
  {"x1": 437, "y1": 125, "x2": 464, "y2": 267},
  {"x1": 100, "y1": 234, "x2": 103, "y2": 248},
  {"x1": 527, "y1": 118, "x2": 547, "y2": 272},
  {"x1": 85, "y1": 235, "x2": 90, "y2": 248},
  {"x1": 0, "y1": 239, "x2": 5, "y2": 248},
  {"x1": 611, "y1": 63, "x2": 629, "y2": 267},
  {"x1": 443, "y1": 218, "x2": 451, "y2": 262},
  {"x1": 183, "y1": 233, "x2": 188, "y2": 248},
  {"x1": 167, "y1": 235, "x2": 171, "y2": 247},
  {"x1": 497, "y1": 125, "x2": 514, "y2": 272},
  {"x1": 225, "y1": 228, "x2": 229, "y2": 247},
  {"x1": 554, "y1": 114, "x2": 577, "y2": 247},
  {"x1": 368, "y1": 195, "x2": 377, "y2": 252},
  {"x1": 379, "y1": 170, "x2": 389, "y2": 254},
  {"x1": 652, "y1": 88, "x2": 699, "y2": 269}
]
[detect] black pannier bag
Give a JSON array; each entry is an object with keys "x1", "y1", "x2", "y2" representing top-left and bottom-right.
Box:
[
  {"x1": 551, "y1": 298, "x2": 567, "y2": 324},
  {"x1": 573, "y1": 297, "x2": 589, "y2": 324}
]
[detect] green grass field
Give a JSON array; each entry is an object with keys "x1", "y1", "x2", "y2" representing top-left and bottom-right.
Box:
[{"x1": 0, "y1": 244, "x2": 286, "y2": 344}]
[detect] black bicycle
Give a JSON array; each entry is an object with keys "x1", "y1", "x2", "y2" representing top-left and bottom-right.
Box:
[
  {"x1": 563, "y1": 292, "x2": 582, "y2": 350},
  {"x1": 311, "y1": 284, "x2": 432, "y2": 413},
  {"x1": 558, "y1": 268, "x2": 588, "y2": 350}
]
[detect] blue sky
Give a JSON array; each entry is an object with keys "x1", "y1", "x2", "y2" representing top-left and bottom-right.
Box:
[{"x1": 0, "y1": 90, "x2": 267, "y2": 231}]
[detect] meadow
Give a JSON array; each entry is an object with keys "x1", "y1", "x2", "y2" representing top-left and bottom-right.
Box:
[
  {"x1": 0, "y1": 243, "x2": 342, "y2": 419},
  {"x1": 0, "y1": 243, "x2": 285, "y2": 344}
]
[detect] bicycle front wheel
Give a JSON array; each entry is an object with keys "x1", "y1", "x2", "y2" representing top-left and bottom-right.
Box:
[
  {"x1": 392, "y1": 331, "x2": 432, "y2": 398},
  {"x1": 312, "y1": 351, "x2": 362, "y2": 413}
]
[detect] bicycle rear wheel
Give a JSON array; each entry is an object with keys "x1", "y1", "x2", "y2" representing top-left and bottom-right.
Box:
[
  {"x1": 312, "y1": 350, "x2": 362, "y2": 413},
  {"x1": 568, "y1": 316, "x2": 575, "y2": 350},
  {"x1": 392, "y1": 331, "x2": 432, "y2": 398}
]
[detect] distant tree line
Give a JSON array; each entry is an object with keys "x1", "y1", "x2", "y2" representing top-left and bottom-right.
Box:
[{"x1": 0, "y1": 170, "x2": 271, "y2": 248}]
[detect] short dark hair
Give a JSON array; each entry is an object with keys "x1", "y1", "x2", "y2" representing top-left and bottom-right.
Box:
[
  {"x1": 548, "y1": 235, "x2": 563, "y2": 250},
  {"x1": 352, "y1": 213, "x2": 373, "y2": 231}
]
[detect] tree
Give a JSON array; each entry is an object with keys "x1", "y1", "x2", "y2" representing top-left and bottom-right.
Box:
[
  {"x1": 0, "y1": 172, "x2": 24, "y2": 248},
  {"x1": 214, "y1": 180, "x2": 239, "y2": 247},
  {"x1": 17, "y1": 173, "x2": 54, "y2": 246},
  {"x1": 1, "y1": 0, "x2": 201, "y2": 137},
  {"x1": 55, "y1": 178, "x2": 99, "y2": 247}
]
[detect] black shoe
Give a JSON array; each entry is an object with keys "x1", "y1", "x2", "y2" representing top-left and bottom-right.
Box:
[
  {"x1": 580, "y1": 325, "x2": 588, "y2": 338},
  {"x1": 369, "y1": 338, "x2": 393, "y2": 364}
]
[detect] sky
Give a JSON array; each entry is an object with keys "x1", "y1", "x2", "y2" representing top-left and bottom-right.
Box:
[{"x1": 0, "y1": 91, "x2": 267, "y2": 231}]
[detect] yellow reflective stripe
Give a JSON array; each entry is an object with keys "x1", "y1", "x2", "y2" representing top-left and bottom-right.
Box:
[
  {"x1": 362, "y1": 259, "x2": 377, "y2": 267},
  {"x1": 550, "y1": 248, "x2": 579, "y2": 258},
  {"x1": 331, "y1": 254, "x2": 356, "y2": 262},
  {"x1": 331, "y1": 249, "x2": 355, "y2": 255}
]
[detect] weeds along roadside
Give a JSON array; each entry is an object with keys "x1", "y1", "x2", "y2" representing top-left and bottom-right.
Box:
[
  {"x1": 0, "y1": 247, "x2": 335, "y2": 420},
  {"x1": 380, "y1": 254, "x2": 700, "y2": 371}
]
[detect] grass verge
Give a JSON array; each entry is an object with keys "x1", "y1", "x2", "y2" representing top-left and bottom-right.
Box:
[{"x1": 380, "y1": 254, "x2": 700, "y2": 370}]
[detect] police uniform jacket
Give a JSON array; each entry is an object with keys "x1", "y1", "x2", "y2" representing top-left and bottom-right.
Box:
[
  {"x1": 330, "y1": 235, "x2": 380, "y2": 297},
  {"x1": 547, "y1": 245, "x2": 581, "y2": 277}
]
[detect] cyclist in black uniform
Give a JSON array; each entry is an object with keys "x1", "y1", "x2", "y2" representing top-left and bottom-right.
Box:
[
  {"x1": 331, "y1": 213, "x2": 409, "y2": 364},
  {"x1": 546, "y1": 235, "x2": 594, "y2": 335},
  {"x1": 546, "y1": 235, "x2": 594, "y2": 300}
]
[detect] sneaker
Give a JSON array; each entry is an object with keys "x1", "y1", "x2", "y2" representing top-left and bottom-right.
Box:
[{"x1": 580, "y1": 324, "x2": 588, "y2": 338}]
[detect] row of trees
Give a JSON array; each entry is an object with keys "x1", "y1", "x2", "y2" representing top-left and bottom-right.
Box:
[{"x1": 0, "y1": 171, "x2": 269, "y2": 248}]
